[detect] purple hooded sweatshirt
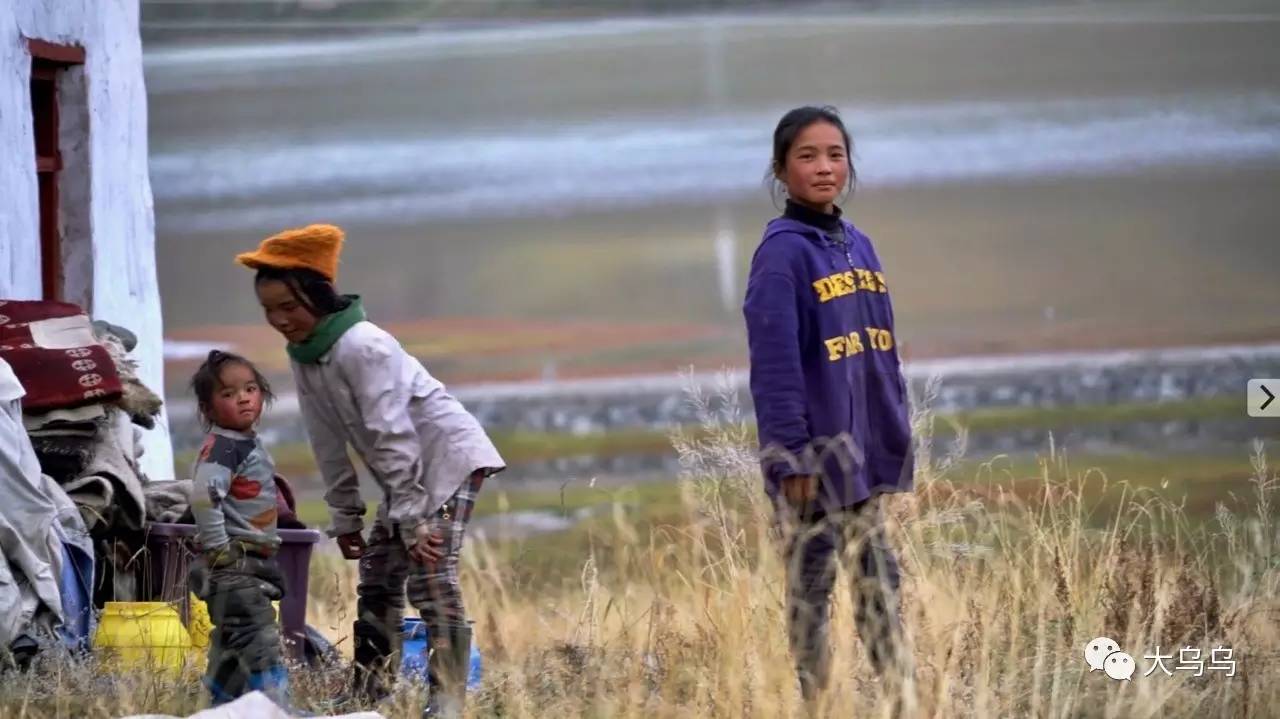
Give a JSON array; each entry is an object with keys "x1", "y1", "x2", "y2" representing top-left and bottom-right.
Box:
[{"x1": 743, "y1": 201, "x2": 914, "y2": 510}]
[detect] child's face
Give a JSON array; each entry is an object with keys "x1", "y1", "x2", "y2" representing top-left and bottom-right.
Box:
[
  {"x1": 779, "y1": 121, "x2": 849, "y2": 213},
  {"x1": 256, "y1": 278, "x2": 319, "y2": 344},
  {"x1": 208, "y1": 362, "x2": 264, "y2": 432}
]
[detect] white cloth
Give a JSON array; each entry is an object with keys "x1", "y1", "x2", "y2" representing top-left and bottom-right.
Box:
[
  {"x1": 27, "y1": 314, "x2": 98, "y2": 350},
  {"x1": 119, "y1": 691, "x2": 386, "y2": 719},
  {"x1": 0, "y1": 396, "x2": 66, "y2": 646},
  {"x1": 0, "y1": 358, "x2": 23, "y2": 403},
  {"x1": 291, "y1": 321, "x2": 505, "y2": 546},
  {"x1": 23, "y1": 403, "x2": 107, "y2": 432}
]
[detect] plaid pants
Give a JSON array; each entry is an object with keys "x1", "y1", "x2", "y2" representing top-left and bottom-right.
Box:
[{"x1": 354, "y1": 472, "x2": 483, "y2": 675}]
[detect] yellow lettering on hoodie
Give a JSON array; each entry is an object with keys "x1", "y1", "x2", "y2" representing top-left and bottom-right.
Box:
[
  {"x1": 824, "y1": 336, "x2": 846, "y2": 361},
  {"x1": 815, "y1": 271, "x2": 864, "y2": 303},
  {"x1": 866, "y1": 327, "x2": 894, "y2": 351},
  {"x1": 855, "y1": 269, "x2": 877, "y2": 291},
  {"x1": 838, "y1": 271, "x2": 858, "y2": 298},
  {"x1": 874, "y1": 271, "x2": 888, "y2": 293},
  {"x1": 813, "y1": 277, "x2": 835, "y2": 303},
  {"x1": 847, "y1": 331, "x2": 865, "y2": 355}
]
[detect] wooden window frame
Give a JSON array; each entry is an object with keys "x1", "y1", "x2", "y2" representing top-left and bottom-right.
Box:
[{"x1": 27, "y1": 38, "x2": 85, "y2": 302}]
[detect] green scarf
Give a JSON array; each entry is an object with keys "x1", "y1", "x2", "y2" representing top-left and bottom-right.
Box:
[{"x1": 287, "y1": 296, "x2": 367, "y2": 365}]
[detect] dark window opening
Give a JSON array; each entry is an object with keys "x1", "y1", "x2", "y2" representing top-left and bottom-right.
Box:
[{"x1": 27, "y1": 40, "x2": 85, "y2": 302}]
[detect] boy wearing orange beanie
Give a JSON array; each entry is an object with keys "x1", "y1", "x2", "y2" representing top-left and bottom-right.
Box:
[{"x1": 237, "y1": 225, "x2": 504, "y2": 719}]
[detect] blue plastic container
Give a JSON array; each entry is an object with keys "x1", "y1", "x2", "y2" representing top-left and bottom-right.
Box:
[{"x1": 400, "y1": 617, "x2": 482, "y2": 691}]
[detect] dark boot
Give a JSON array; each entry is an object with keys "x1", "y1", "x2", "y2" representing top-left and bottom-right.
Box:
[
  {"x1": 352, "y1": 618, "x2": 397, "y2": 705},
  {"x1": 423, "y1": 623, "x2": 471, "y2": 719}
]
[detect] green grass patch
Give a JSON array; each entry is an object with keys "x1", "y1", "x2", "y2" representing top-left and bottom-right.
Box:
[
  {"x1": 175, "y1": 427, "x2": 708, "y2": 482},
  {"x1": 296, "y1": 478, "x2": 686, "y2": 531},
  {"x1": 940, "y1": 395, "x2": 1243, "y2": 435},
  {"x1": 297, "y1": 447, "x2": 1260, "y2": 543},
  {"x1": 189, "y1": 396, "x2": 1265, "y2": 536},
  {"x1": 176, "y1": 396, "x2": 1253, "y2": 479}
]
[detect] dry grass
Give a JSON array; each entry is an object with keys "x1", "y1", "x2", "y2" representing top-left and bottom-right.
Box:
[{"x1": 3, "y1": 373, "x2": 1278, "y2": 718}]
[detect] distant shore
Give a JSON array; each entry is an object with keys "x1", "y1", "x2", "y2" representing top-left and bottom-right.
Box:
[
  {"x1": 139, "y1": 0, "x2": 1280, "y2": 46},
  {"x1": 162, "y1": 339, "x2": 1280, "y2": 469}
]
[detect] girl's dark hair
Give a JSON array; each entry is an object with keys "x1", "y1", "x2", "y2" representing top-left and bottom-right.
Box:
[
  {"x1": 190, "y1": 350, "x2": 274, "y2": 429},
  {"x1": 254, "y1": 266, "x2": 351, "y2": 317},
  {"x1": 766, "y1": 105, "x2": 857, "y2": 208}
]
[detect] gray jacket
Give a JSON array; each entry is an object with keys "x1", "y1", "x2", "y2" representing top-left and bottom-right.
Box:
[
  {"x1": 291, "y1": 322, "x2": 505, "y2": 547},
  {"x1": 190, "y1": 426, "x2": 280, "y2": 554}
]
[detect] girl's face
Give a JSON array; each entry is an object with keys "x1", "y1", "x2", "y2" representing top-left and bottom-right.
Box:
[
  {"x1": 778, "y1": 121, "x2": 849, "y2": 213},
  {"x1": 256, "y1": 278, "x2": 319, "y2": 344},
  {"x1": 207, "y1": 362, "x2": 264, "y2": 432}
]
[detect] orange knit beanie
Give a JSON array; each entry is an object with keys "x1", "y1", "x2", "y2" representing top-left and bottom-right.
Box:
[{"x1": 235, "y1": 224, "x2": 345, "y2": 282}]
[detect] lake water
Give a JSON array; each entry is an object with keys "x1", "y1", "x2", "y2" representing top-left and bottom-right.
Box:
[
  {"x1": 146, "y1": 8, "x2": 1280, "y2": 503},
  {"x1": 145, "y1": 8, "x2": 1280, "y2": 362}
]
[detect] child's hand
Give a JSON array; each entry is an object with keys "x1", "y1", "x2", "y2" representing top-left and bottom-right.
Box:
[
  {"x1": 335, "y1": 531, "x2": 367, "y2": 560},
  {"x1": 408, "y1": 523, "x2": 446, "y2": 566},
  {"x1": 782, "y1": 474, "x2": 819, "y2": 506}
]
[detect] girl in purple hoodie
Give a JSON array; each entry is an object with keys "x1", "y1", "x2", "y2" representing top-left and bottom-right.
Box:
[{"x1": 743, "y1": 106, "x2": 914, "y2": 703}]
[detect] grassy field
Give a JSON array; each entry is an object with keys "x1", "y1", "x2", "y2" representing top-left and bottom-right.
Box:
[
  {"x1": 297, "y1": 405, "x2": 1280, "y2": 718},
  {"x1": 4, "y1": 391, "x2": 1276, "y2": 717}
]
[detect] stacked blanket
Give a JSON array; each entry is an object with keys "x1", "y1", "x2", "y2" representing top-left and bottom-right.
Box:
[
  {"x1": 23, "y1": 405, "x2": 105, "y2": 483},
  {"x1": 1, "y1": 299, "x2": 168, "y2": 623},
  {"x1": 0, "y1": 301, "x2": 158, "y2": 535},
  {"x1": 0, "y1": 301, "x2": 124, "y2": 412}
]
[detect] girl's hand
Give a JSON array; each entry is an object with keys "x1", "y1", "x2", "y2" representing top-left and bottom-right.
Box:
[
  {"x1": 335, "y1": 531, "x2": 367, "y2": 560},
  {"x1": 408, "y1": 523, "x2": 446, "y2": 566},
  {"x1": 782, "y1": 474, "x2": 819, "y2": 507}
]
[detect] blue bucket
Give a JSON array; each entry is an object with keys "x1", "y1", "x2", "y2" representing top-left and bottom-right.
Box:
[{"x1": 400, "y1": 617, "x2": 482, "y2": 691}]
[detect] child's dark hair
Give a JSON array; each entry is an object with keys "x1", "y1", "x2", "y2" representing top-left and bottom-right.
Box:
[
  {"x1": 254, "y1": 266, "x2": 351, "y2": 317},
  {"x1": 766, "y1": 105, "x2": 857, "y2": 207},
  {"x1": 190, "y1": 350, "x2": 274, "y2": 429}
]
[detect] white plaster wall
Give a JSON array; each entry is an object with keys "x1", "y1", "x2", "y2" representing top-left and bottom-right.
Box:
[
  {"x1": 1, "y1": 0, "x2": 173, "y2": 479},
  {"x1": 0, "y1": 7, "x2": 42, "y2": 301}
]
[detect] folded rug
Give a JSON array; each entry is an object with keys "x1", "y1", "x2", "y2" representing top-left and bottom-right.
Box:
[{"x1": 0, "y1": 301, "x2": 123, "y2": 413}]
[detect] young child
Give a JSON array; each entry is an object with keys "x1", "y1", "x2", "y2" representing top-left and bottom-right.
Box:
[{"x1": 187, "y1": 350, "x2": 288, "y2": 706}]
